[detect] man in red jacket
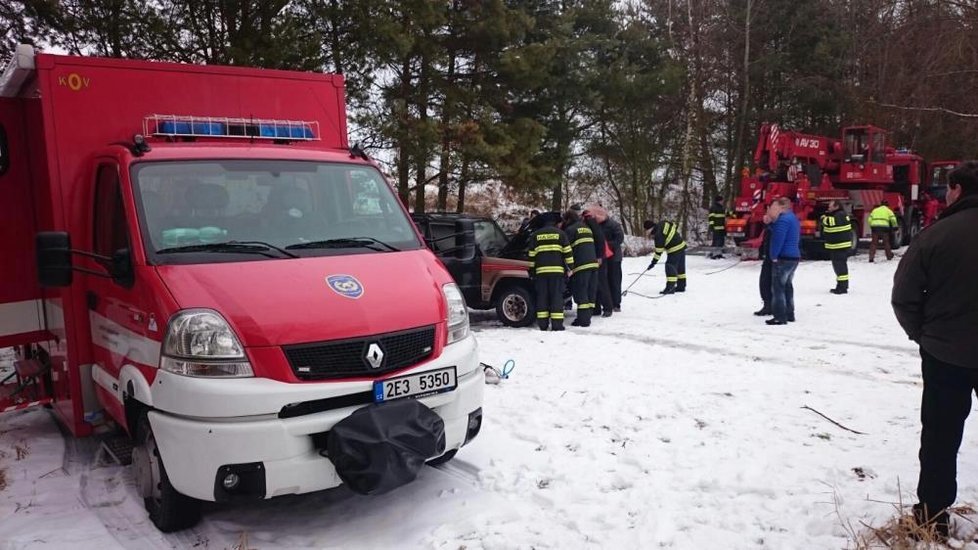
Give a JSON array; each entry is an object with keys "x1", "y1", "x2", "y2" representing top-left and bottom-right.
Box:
[{"x1": 893, "y1": 161, "x2": 978, "y2": 539}]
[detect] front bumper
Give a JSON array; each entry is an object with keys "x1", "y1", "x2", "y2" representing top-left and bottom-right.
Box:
[{"x1": 148, "y1": 336, "x2": 483, "y2": 501}]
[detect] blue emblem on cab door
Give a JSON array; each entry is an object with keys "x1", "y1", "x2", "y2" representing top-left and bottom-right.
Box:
[{"x1": 326, "y1": 275, "x2": 364, "y2": 299}]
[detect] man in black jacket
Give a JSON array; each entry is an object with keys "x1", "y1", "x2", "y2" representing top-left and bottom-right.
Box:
[
  {"x1": 892, "y1": 160, "x2": 978, "y2": 538},
  {"x1": 754, "y1": 211, "x2": 774, "y2": 316},
  {"x1": 528, "y1": 213, "x2": 575, "y2": 331},
  {"x1": 597, "y1": 209, "x2": 625, "y2": 311}
]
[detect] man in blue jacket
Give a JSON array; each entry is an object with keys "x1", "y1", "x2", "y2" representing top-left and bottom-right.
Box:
[{"x1": 766, "y1": 197, "x2": 801, "y2": 325}]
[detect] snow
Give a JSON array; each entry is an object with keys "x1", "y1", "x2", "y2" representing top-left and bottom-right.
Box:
[{"x1": 4, "y1": 252, "x2": 978, "y2": 549}]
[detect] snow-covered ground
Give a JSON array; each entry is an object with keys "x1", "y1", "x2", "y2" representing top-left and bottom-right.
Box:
[{"x1": 3, "y1": 252, "x2": 978, "y2": 549}]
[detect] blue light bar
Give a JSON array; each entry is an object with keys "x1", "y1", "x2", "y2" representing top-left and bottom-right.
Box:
[{"x1": 145, "y1": 115, "x2": 319, "y2": 141}]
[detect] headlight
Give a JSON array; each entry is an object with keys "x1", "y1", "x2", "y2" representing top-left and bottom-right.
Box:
[
  {"x1": 160, "y1": 309, "x2": 253, "y2": 378},
  {"x1": 442, "y1": 283, "x2": 469, "y2": 345}
]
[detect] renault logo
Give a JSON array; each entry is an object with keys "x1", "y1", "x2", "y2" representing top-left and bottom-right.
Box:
[{"x1": 365, "y1": 343, "x2": 384, "y2": 369}]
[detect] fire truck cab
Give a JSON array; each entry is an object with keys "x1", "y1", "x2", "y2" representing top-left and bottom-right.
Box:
[{"x1": 0, "y1": 46, "x2": 484, "y2": 531}]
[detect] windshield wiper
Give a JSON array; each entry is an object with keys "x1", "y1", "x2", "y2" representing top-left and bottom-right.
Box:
[
  {"x1": 285, "y1": 237, "x2": 400, "y2": 252},
  {"x1": 156, "y1": 241, "x2": 298, "y2": 258}
]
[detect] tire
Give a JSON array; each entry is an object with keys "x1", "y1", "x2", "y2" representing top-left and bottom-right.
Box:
[
  {"x1": 426, "y1": 449, "x2": 457, "y2": 466},
  {"x1": 906, "y1": 215, "x2": 921, "y2": 246},
  {"x1": 891, "y1": 220, "x2": 905, "y2": 251},
  {"x1": 494, "y1": 284, "x2": 534, "y2": 328},
  {"x1": 132, "y1": 415, "x2": 202, "y2": 532}
]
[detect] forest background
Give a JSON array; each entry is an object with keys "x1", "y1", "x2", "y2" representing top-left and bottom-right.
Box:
[{"x1": 3, "y1": 0, "x2": 976, "y2": 236}]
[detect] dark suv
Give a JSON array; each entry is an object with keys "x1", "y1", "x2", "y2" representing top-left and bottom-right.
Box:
[{"x1": 412, "y1": 213, "x2": 535, "y2": 327}]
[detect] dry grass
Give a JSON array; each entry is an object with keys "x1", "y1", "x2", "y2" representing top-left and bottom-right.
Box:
[
  {"x1": 228, "y1": 532, "x2": 258, "y2": 550},
  {"x1": 834, "y1": 482, "x2": 978, "y2": 549}
]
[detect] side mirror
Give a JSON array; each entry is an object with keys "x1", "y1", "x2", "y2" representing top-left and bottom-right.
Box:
[
  {"x1": 36, "y1": 232, "x2": 74, "y2": 287},
  {"x1": 454, "y1": 220, "x2": 476, "y2": 261},
  {"x1": 111, "y1": 248, "x2": 134, "y2": 287}
]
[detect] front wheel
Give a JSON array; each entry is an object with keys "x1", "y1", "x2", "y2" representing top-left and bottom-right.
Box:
[
  {"x1": 131, "y1": 415, "x2": 202, "y2": 532},
  {"x1": 426, "y1": 449, "x2": 457, "y2": 466},
  {"x1": 495, "y1": 285, "x2": 535, "y2": 328}
]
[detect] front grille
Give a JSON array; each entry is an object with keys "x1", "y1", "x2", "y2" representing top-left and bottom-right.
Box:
[{"x1": 283, "y1": 326, "x2": 436, "y2": 380}]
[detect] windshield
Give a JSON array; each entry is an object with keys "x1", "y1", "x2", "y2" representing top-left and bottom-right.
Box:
[
  {"x1": 473, "y1": 220, "x2": 509, "y2": 257},
  {"x1": 133, "y1": 160, "x2": 421, "y2": 263}
]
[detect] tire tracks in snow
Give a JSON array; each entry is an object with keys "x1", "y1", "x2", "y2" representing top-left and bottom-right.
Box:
[
  {"x1": 61, "y1": 428, "x2": 208, "y2": 550},
  {"x1": 585, "y1": 328, "x2": 917, "y2": 387}
]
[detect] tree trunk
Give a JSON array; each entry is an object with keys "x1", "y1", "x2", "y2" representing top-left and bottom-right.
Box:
[
  {"x1": 396, "y1": 57, "x2": 412, "y2": 205},
  {"x1": 456, "y1": 158, "x2": 469, "y2": 213},
  {"x1": 730, "y1": 0, "x2": 752, "y2": 203},
  {"x1": 414, "y1": 52, "x2": 430, "y2": 213},
  {"x1": 437, "y1": 42, "x2": 457, "y2": 211}
]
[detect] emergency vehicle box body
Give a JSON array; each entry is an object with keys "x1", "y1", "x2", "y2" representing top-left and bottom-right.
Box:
[{"x1": 0, "y1": 47, "x2": 482, "y2": 520}]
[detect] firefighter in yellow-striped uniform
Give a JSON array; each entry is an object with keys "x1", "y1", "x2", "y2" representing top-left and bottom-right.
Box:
[
  {"x1": 562, "y1": 210, "x2": 599, "y2": 327},
  {"x1": 528, "y1": 213, "x2": 574, "y2": 331},
  {"x1": 819, "y1": 200, "x2": 853, "y2": 294},
  {"x1": 707, "y1": 196, "x2": 727, "y2": 259},
  {"x1": 643, "y1": 219, "x2": 688, "y2": 294}
]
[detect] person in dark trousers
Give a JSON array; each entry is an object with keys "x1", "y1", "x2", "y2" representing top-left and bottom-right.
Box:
[
  {"x1": 574, "y1": 205, "x2": 614, "y2": 318},
  {"x1": 819, "y1": 200, "x2": 853, "y2": 294},
  {"x1": 644, "y1": 219, "x2": 688, "y2": 294},
  {"x1": 766, "y1": 197, "x2": 800, "y2": 325},
  {"x1": 562, "y1": 210, "x2": 599, "y2": 327},
  {"x1": 892, "y1": 161, "x2": 978, "y2": 539},
  {"x1": 528, "y1": 213, "x2": 574, "y2": 331},
  {"x1": 868, "y1": 200, "x2": 898, "y2": 262},
  {"x1": 754, "y1": 211, "x2": 774, "y2": 316},
  {"x1": 596, "y1": 208, "x2": 625, "y2": 311},
  {"x1": 708, "y1": 196, "x2": 727, "y2": 259}
]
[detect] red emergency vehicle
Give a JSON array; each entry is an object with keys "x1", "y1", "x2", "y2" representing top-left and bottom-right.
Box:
[
  {"x1": 0, "y1": 46, "x2": 483, "y2": 531},
  {"x1": 725, "y1": 123, "x2": 961, "y2": 256}
]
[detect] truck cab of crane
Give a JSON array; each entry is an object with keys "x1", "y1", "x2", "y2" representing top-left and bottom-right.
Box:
[{"x1": 840, "y1": 126, "x2": 893, "y2": 185}]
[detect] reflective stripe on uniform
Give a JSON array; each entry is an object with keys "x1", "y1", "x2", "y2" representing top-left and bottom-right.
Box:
[
  {"x1": 822, "y1": 224, "x2": 852, "y2": 233},
  {"x1": 572, "y1": 237, "x2": 594, "y2": 247},
  {"x1": 837, "y1": 274, "x2": 850, "y2": 281},
  {"x1": 666, "y1": 276, "x2": 678, "y2": 282},
  {"x1": 535, "y1": 266, "x2": 565, "y2": 275},
  {"x1": 825, "y1": 241, "x2": 850, "y2": 250},
  {"x1": 551, "y1": 313, "x2": 564, "y2": 320},
  {"x1": 572, "y1": 262, "x2": 599, "y2": 274},
  {"x1": 677, "y1": 274, "x2": 687, "y2": 280},
  {"x1": 532, "y1": 244, "x2": 565, "y2": 254},
  {"x1": 537, "y1": 311, "x2": 549, "y2": 319},
  {"x1": 667, "y1": 241, "x2": 687, "y2": 253}
]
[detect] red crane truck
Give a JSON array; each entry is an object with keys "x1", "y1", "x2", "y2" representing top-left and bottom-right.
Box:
[
  {"x1": 0, "y1": 45, "x2": 484, "y2": 531},
  {"x1": 725, "y1": 123, "x2": 959, "y2": 257}
]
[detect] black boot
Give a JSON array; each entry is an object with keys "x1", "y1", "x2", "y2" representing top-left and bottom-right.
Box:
[
  {"x1": 830, "y1": 287, "x2": 848, "y2": 294},
  {"x1": 911, "y1": 504, "x2": 950, "y2": 540},
  {"x1": 660, "y1": 284, "x2": 676, "y2": 295},
  {"x1": 676, "y1": 282, "x2": 686, "y2": 293},
  {"x1": 753, "y1": 305, "x2": 772, "y2": 316},
  {"x1": 579, "y1": 309, "x2": 592, "y2": 327},
  {"x1": 551, "y1": 319, "x2": 565, "y2": 331},
  {"x1": 538, "y1": 319, "x2": 549, "y2": 331}
]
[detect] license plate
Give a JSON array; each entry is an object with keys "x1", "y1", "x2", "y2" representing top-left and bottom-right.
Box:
[{"x1": 373, "y1": 366, "x2": 457, "y2": 403}]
